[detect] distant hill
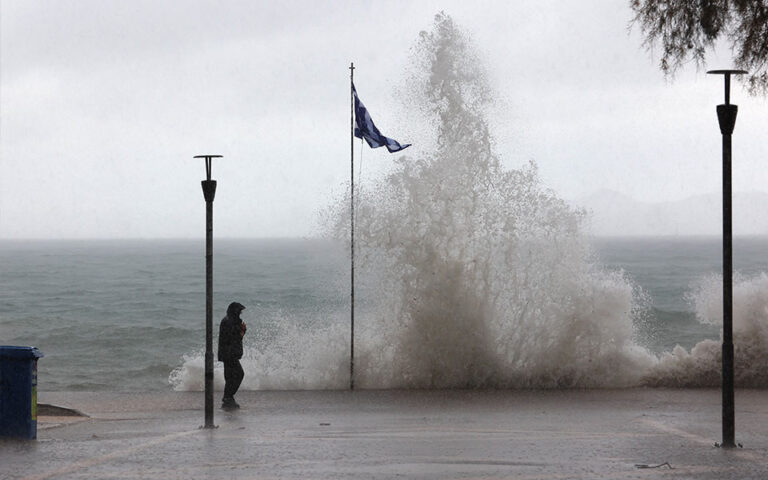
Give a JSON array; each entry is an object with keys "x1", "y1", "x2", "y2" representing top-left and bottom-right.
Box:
[{"x1": 574, "y1": 190, "x2": 768, "y2": 236}]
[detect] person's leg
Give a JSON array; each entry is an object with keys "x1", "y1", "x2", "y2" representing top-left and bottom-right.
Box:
[
  {"x1": 231, "y1": 360, "x2": 244, "y2": 398},
  {"x1": 223, "y1": 361, "x2": 236, "y2": 401}
]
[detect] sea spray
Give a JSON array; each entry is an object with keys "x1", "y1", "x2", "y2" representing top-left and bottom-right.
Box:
[
  {"x1": 647, "y1": 273, "x2": 768, "y2": 387},
  {"x1": 168, "y1": 14, "x2": 768, "y2": 392},
  {"x1": 327, "y1": 13, "x2": 655, "y2": 388},
  {"x1": 169, "y1": 321, "x2": 350, "y2": 391}
]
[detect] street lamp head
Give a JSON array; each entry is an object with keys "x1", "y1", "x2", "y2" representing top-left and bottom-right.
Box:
[
  {"x1": 193, "y1": 155, "x2": 223, "y2": 181},
  {"x1": 707, "y1": 70, "x2": 748, "y2": 105},
  {"x1": 707, "y1": 69, "x2": 748, "y2": 75}
]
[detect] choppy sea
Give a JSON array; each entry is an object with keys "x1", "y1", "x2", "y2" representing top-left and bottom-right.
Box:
[{"x1": 1, "y1": 237, "x2": 766, "y2": 391}]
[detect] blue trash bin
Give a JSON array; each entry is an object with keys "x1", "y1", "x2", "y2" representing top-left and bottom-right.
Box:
[{"x1": 0, "y1": 346, "x2": 44, "y2": 439}]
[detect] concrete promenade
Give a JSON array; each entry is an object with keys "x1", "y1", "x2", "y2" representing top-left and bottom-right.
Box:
[{"x1": 2, "y1": 389, "x2": 767, "y2": 479}]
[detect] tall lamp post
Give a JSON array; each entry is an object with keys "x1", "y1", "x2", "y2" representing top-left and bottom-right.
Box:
[
  {"x1": 706, "y1": 69, "x2": 746, "y2": 448},
  {"x1": 194, "y1": 154, "x2": 222, "y2": 429}
]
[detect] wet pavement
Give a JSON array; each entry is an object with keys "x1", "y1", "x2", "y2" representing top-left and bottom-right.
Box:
[{"x1": 2, "y1": 389, "x2": 767, "y2": 479}]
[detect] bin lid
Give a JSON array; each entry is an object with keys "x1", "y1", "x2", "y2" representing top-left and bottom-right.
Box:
[{"x1": 0, "y1": 346, "x2": 44, "y2": 359}]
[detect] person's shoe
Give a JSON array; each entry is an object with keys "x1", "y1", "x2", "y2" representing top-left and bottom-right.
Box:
[{"x1": 221, "y1": 397, "x2": 240, "y2": 410}]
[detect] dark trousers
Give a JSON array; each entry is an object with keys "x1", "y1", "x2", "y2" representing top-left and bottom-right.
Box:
[{"x1": 223, "y1": 359, "x2": 244, "y2": 399}]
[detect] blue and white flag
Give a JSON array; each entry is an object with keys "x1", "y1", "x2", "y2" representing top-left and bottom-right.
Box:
[{"x1": 353, "y1": 83, "x2": 411, "y2": 153}]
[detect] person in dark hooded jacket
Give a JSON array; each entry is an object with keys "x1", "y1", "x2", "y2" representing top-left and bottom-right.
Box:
[{"x1": 218, "y1": 302, "x2": 246, "y2": 409}]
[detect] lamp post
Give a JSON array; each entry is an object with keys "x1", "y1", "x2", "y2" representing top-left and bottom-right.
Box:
[
  {"x1": 706, "y1": 69, "x2": 746, "y2": 448},
  {"x1": 194, "y1": 154, "x2": 222, "y2": 429}
]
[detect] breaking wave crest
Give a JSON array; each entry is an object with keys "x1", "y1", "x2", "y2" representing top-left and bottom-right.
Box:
[{"x1": 646, "y1": 273, "x2": 768, "y2": 387}]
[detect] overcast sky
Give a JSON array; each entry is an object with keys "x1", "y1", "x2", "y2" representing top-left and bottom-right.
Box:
[{"x1": 2, "y1": 0, "x2": 767, "y2": 239}]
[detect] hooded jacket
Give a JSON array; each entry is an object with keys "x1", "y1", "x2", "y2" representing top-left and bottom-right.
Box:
[{"x1": 217, "y1": 303, "x2": 244, "y2": 362}]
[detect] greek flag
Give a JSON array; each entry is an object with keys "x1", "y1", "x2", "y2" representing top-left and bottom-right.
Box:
[{"x1": 353, "y1": 83, "x2": 411, "y2": 153}]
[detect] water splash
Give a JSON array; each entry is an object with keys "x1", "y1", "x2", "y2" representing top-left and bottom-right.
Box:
[
  {"x1": 326, "y1": 13, "x2": 656, "y2": 388},
  {"x1": 169, "y1": 319, "x2": 350, "y2": 391},
  {"x1": 170, "y1": 13, "x2": 768, "y2": 391},
  {"x1": 647, "y1": 273, "x2": 768, "y2": 387}
]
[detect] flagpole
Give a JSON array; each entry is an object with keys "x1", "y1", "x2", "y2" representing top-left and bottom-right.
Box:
[{"x1": 349, "y1": 62, "x2": 355, "y2": 391}]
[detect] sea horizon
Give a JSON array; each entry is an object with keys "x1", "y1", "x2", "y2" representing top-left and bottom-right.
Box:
[{"x1": 2, "y1": 233, "x2": 766, "y2": 242}]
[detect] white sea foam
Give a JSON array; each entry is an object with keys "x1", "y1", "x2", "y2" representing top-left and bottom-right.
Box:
[
  {"x1": 170, "y1": 316, "x2": 350, "y2": 392},
  {"x1": 647, "y1": 273, "x2": 768, "y2": 387}
]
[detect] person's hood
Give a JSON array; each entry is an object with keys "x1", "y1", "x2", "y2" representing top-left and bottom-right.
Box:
[{"x1": 227, "y1": 302, "x2": 246, "y2": 317}]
